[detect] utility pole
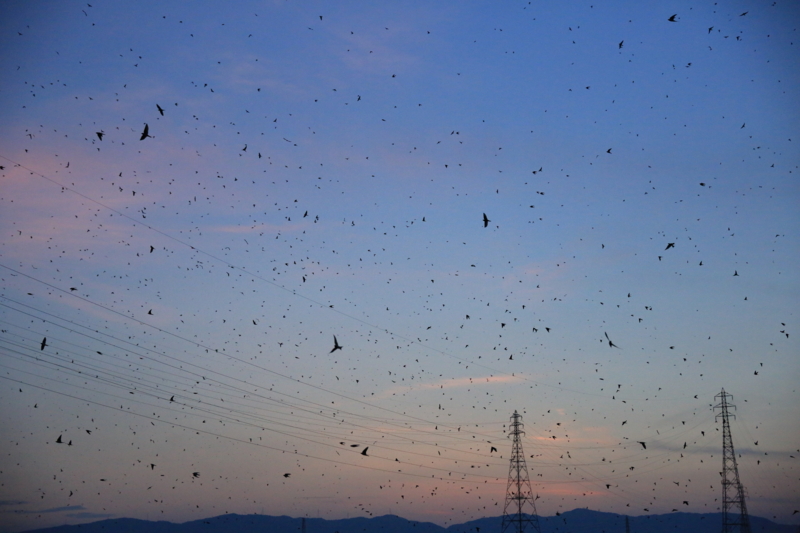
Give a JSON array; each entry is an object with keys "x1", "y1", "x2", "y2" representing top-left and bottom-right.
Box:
[
  {"x1": 714, "y1": 389, "x2": 752, "y2": 533},
  {"x1": 500, "y1": 411, "x2": 541, "y2": 533},
  {"x1": 625, "y1": 515, "x2": 631, "y2": 533}
]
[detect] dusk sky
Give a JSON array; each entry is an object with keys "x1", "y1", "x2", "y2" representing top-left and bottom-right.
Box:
[{"x1": 1, "y1": 1, "x2": 798, "y2": 531}]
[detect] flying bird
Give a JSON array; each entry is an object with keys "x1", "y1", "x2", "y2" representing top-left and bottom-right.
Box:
[
  {"x1": 41, "y1": 337, "x2": 47, "y2": 350},
  {"x1": 665, "y1": 243, "x2": 675, "y2": 250},
  {"x1": 483, "y1": 213, "x2": 490, "y2": 227},
  {"x1": 156, "y1": 104, "x2": 164, "y2": 116},
  {"x1": 361, "y1": 447, "x2": 369, "y2": 456},
  {"x1": 139, "y1": 123, "x2": 150, "y2": 140},
  {"x1": 283, "y1": 473, "x2": 291, "y2": 478},
  {"x1": 490, "y1": 446, "x2": 498, "y2": 453},
  {"x1": 192, "y1": 472, "x2": 200, "y2": 478},
  {"x1": 330, "y1": 335, "x2": 342, "y2": 353},
  {"x1": 604, "y1": 332, "x2": 619, "y2": 349},
  {"x1": 638, "y1": 441, "x2": 647, "y2": 450},
  {"x1": 56, "y1": 435, "x2": 63, "y2": 444},
  {"x1": 618, "y1": 40, "x2": 623, "y2": 49},
  {"x1": 96, "y1": 131, "x2": 104, "y2": 141},
  {"x1": 668, "y1": 14, "x2": 677, "y2": 22}
]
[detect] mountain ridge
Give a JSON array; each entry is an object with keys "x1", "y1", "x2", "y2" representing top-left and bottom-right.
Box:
[{"x1": 20, "y1": 509, "x2": 796, "y2": 533}]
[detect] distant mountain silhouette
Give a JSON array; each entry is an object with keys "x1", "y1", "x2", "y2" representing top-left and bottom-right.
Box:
[{"x1": 21, "y1": 509, "x2": 796, "y2": 533}]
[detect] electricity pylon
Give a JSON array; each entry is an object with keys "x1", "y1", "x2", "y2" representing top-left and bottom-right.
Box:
[
  {"x1": 714, "y1": 389, "x2": 752, "y2": 533},
  {"x1": 500, "y1": 411, "x2": 541, "y2": 533}
]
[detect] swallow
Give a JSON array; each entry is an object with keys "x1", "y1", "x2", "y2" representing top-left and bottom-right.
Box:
[
  {"x1": 330, "y1": 335, "x2": 342, "y2": 353},
  {"x1": 41, "y1": 337, "x2": 47, "y2": 350},
  {"x1": 665, "y1": 243, "x2": 675, "y2": 250},
  {"x1": 96, "y1": 131, "x2": 104, "y2": 141},
  {"x1": 483, "y1": 213, "x2": 490, "y2": 227},
  {"x1": 361, "y1": 447, "x2": 369, "y2": 456},
  {"x1": 156, "y1": 104, "x2": 164, "y2": 116},
  {"x1": 638, "y1": 441, "x2": 646, "y2": 450},
  {"x1": 668, "y1": 14, "x2": 677, "y2": 22},
  {"x1": 605, "y1": 332, "x2": 619, "y2": 349},
  {"x1": 56, "y1": 434, "x2": 63, "y2": 443},
  {"x1": 283, "y1": 473, "x2": 291, "y2": 478},
  {"x1": 140, "y1": 123, "x2": 150, "y2": 140},
  {"x1": 490, "y1": 446, "x2": 498, "y2": 453},
  {"x1": 192, "y1": 472, "x2": 200, "y2": 478},
  {"x1": 618, "y1": 40, "x2": 623, "y2": 49}
]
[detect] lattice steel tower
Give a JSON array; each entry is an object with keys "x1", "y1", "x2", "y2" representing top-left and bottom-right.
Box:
[
  {"x1": 501, "y1": 411, "x2": 541, "y2": 533},
  {"x1": 714, "y1": 389, "x2": 752, "y2": 533}
]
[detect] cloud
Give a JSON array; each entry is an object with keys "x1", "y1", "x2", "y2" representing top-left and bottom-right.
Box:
[
  {"x1": 66, "y1": 512, "x2": 115, "y2": 519},
  {"x1": 0, "y1": 500, "x2": 26, "y2": 506},
  {"x1": 7, "y1": 505, "x2": 85, "y2": 515}
]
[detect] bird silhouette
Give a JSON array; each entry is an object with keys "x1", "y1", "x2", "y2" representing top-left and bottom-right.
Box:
[
  {"x1": 490, "y1": 446, "x2": 498, "y2": 453},
  {"x1": 192, "y1": 472, "x2": 200, "y2": 478},
  {"x1": 361, "y1": 446, "x2": 369, "y2": 456},
  {"x1": 156, "y1": 104, "x2": 164, "y2": 116},
  {"x1": 605, "y1": 332, "x2": 619, "y2": 349},
  {"x1": 40, "y1": 337, "x2": 47, "y2": 350},
  {"x1": 96, "y1": 131, "x2": 104, "y2": 141},
  {"x1": 482, "y1": 213, "x2": 490, "y2": 227},
  {"x1": 665, "y1": 243, "x2": 675, "y2": 250},
  {"x1": 139, "y1": 123, "x2": 150, "y2": 140},
  {"x1": 283, "y1": 473, "x2": 291, "y2": 478},
  {"x1": 56, "y1": 434, "x2": 62, "y2": 443},
  {"x1": 668, "y1": 14, "x2": 677, "y2": 22},
  {"x1": 638, "y1": 441, "x2": 646, "y2": 450},
  {"x1": 330, "y1": 335, "x2": 342, "y2": 353},
  {"x1": 618, "y1": 40, "x2": 623, "y2": 49}
]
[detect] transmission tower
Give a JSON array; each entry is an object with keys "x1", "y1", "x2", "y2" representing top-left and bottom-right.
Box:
[
  {"x1": 500, "y1": 411, "x2": 541, "y2": 533},
  {"x1": 714, "y1": 389, "x2": 752, "y2": 533}
]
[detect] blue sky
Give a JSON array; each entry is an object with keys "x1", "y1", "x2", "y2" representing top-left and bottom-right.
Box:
[{"x1": 1, "y1": 1, "x2": 798, "y2": 531}]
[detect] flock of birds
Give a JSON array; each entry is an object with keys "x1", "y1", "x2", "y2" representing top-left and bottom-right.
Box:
[{"x1": 1, "y1": 1, "x2": 798, "y2": 531}]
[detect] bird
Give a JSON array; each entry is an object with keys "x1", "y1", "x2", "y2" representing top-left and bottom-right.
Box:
[
  {"x1": 140, "y1": 123, "x2": 150, "y2": 140},
  {"x1": 330, "y1": 335, "x2": 342, "y2": 353},
  {"x1": 96, "y1": 131, "x2": 104, "y2": 141},
  {"x1": 41, "y1": 337, "x2": 47, "y2": 350},
  {"x1": 733, "y1": 270, "x2": 739, "y2": 276},
  {"x1": 150, "y1": 245, "x2": 154, "y2": 253},
  {"x1": 192, "y1": 472, "x2": 200, "y2": 478},
  {"x1": 86, "y1": 430, "x2": 92, "y2": 434},
  {"x1": 665, "y1": 243, "x2": 675, "y2": 250},
  {"x1": 56, "y1": 435, "x2": 63, "y2": 444},
  {"x1": 169, "y1": 395, "x2": 174, "y2": 402},
  {"x1": 605, "y1": 332, "x2": 619, "y2": 349},
  {"x1": 668, "y1": 14, "x2": 677, "y2": 22},
  {"x1": 482, "y1": 213, "x2": 490, "y2": 227},
  {"x1": 606, "y1": 148, "x2": 612, "y2": 154},
  {"x1": 490, "y1": 446, "x2": 498, "y2": 453},
  {"x1": 148, "y1": 309, "x2": 153, "y2": 315},
  {"x1": 361, "y1": 447, "x2": 369, "y2": 456},
  {"x1": 638, "y1": 441, "x2": 646, "y2": 450},
  {"x1": 618, "y1": 40, "x2": 623, "y2": 49},
  {"x1": 150, "y1": 464, "x2": 156, "y2": 470},
  {"x1": 156, "y1": 104, "x2": 164, "y2": 116},
  {"x1": 622, "y1": 420, "x2": 627, "y2": 426}
]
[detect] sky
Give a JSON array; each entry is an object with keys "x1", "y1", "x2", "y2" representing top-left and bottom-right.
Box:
[{"x1": 0, "y1": 1, "x2": 798, "y2": 531}]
